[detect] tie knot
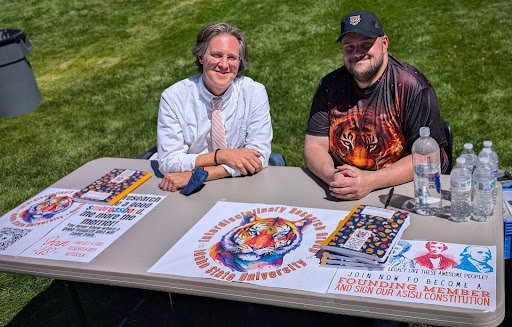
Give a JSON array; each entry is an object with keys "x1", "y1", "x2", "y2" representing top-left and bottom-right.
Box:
[{"x1": 212, "y1": 97, "x2": 223, "y2": 111}]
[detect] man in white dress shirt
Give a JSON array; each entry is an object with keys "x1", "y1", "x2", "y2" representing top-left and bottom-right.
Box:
[{"x1": 157, "y1": 22, "x2": 273, "y2": 192}]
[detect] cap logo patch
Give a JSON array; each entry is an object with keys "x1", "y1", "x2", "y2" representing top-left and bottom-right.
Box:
[{"x1": 349, "y1": 15, "x2": 361, "y2": 26}]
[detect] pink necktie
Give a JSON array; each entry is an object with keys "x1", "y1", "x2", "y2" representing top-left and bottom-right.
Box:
[{"x1": 211, "y1": 97, "x2": 227, "y2": 150}]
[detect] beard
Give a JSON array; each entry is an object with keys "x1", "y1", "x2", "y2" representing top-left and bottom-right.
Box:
[{"x1": 345, "y1": 50, "x2": 385, "y2": 85}]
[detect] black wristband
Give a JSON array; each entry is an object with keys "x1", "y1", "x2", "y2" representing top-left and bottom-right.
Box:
[{"x1": 214, "y1": 149, "x2": 220, "y2": 166}]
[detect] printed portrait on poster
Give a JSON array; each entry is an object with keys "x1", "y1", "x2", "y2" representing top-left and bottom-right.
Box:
[
  {"x1": 413, "y1": 241, "x2": 457, "y2": 270},
  {"x1": 455, "y1": 245, "x2": 493, "y2": 273},
  {"x1": 388, "y1": 240, "x2": 414, "y2": 269}
]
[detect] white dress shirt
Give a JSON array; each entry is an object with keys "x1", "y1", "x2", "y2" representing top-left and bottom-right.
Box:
[{"x1": 157, "y1": 74, "x2": 273, "y2": 177}]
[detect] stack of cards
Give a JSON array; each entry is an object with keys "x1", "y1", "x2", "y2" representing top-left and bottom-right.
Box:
[{"x1": 318, "y1": 250, "x2": 387, "y2": 270}]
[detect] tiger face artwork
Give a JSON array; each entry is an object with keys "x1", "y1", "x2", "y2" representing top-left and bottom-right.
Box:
[
  {"x1": 19, "y1": 195, "x2": 73, "y2": 223},
  {"x1": 329, "y1": 104, "x2": 406, "y2": 170},
  {"x1": 209, "y1": 214, "x2": 311, "y2": 272}
]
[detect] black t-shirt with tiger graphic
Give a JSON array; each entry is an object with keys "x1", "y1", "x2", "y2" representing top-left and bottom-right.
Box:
[{"x1": 307, "y1": 55, "x2": 448, "y2": 173}]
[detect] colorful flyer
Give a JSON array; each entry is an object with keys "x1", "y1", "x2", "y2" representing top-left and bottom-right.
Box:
[
  {"x1": 327, "y1": 239, "x2": 496, "y2": 312},
  {"x1": 19, "y1": 194, "x2": 165, "y2": 263},
  {"x1": 149, "y1": 201, "x2": 349, "y2": 294}
]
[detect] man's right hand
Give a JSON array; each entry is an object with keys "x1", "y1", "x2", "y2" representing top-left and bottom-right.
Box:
[{"x1": 217, "y1": 148, "x2": 262, "y2": 175}]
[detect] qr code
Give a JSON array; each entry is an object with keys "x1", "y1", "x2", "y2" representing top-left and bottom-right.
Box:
[{"x1": 0, "y1": 227, "x2": 31, "y2": 251}]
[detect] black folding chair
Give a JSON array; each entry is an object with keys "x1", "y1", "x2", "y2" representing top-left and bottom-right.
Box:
[
  {"x1": 442, "y1": 119, "x2": 453, "y2": 173},
  {"x1": 137, "y1": 145, "x2": 157, "y2": 159}
]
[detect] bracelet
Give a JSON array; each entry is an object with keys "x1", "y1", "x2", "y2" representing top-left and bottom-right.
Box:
[{"x1": 214, "y1": 149, "x2": 220, "y2": 166}]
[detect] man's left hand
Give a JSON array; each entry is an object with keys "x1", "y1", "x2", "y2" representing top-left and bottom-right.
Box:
[
  {"x1": 328, "y1": 165, "x2": 373, "y2": 200},
  {"x1": 158, "y1": 171, "x2": 193, "y2": 192}
]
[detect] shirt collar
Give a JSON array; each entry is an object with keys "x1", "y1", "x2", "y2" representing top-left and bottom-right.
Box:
[{"x1": 198, "y1": 74, "x2": 235, "y2": 109}]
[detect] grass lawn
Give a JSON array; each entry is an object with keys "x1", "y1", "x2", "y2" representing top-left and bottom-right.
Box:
[{"x1": 1, "y1": 0, "x2": 511, "y2": 325}]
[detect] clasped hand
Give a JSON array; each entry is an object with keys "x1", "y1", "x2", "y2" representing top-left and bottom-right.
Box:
[{"x1": 328, "y1": 165, "x2": 372, "y2": 200}]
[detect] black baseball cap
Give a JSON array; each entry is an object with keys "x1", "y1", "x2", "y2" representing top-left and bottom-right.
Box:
[{"x1": 336, "y1": 10, "x2": 384, "y2": 42}]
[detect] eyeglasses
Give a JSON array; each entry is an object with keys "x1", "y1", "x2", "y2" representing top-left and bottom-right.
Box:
[{"x1": 206, "y1": 52, "x2": 240, "y2": 64}]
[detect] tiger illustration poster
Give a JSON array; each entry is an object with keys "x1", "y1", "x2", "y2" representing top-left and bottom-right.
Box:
[
  {"x1": 209, "y1": 214, "x2": 311, "y2": 272},
  {"x1": 0, "y1": 188, "x2": 85, "y2": 256},
  {"x1": 149, "y1": 201, "x2": 349, "y2": 293}
]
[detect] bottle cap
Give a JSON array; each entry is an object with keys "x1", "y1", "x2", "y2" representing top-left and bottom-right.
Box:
[
  {"x1": 456, "y1": 157, "x2": 466, "y2": 165},
  {"x1": 463, "y1": 143, "x2": 473, "y2": 150},
  {"x1": 483, "y1": 140, "x2": 492, "y2": 148},
  {"x1": 479, "y1": 157, "x2": 489, "y2": 164},
  {"x1": 419, "y1": 126, "x2": 430, "y2": 137}
]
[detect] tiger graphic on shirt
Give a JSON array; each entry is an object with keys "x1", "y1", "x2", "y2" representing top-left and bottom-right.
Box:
[
  {"x1": 329, "y1": 104, "x2": 407, "y2": 170},
  {"x1": 209, "y1": 214, "x2": 311, "y2": 272}
]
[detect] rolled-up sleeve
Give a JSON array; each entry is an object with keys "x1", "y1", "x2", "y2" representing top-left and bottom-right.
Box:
[{"x1": 157, "y1": 91, "x2": 198, "y2": 174}]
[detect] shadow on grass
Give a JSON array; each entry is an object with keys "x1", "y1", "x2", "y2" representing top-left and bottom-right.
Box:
[
  {"x1": 169, "y1": 293, "x2": 410, "y2": 327},
  {"x1": 5, "y1": 280, "x2": 413, "y2": 327},
  {"x1": 6, "y1": 280, "x2": 172, "y2": 327}
]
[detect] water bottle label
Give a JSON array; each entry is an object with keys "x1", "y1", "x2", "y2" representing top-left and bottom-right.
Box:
[
  {"x1": 451, "y1": 179, "x2": 471, "y2": 192},
  {"x1": 429, "y1": 173, "x2": 441, "y2": 193},
  {"x1": 476, "y1": 181, "x2": 494, "y2": 192}
]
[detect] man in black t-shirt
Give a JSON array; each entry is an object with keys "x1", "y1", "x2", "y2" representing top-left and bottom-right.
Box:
[{"x1": 305, "y1": 10, "x2": 448, "y2": 200}]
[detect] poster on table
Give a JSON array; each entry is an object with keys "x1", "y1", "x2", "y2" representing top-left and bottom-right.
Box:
[
  {"x1": 149, "y1": 201, "x2": 349, "y2": 294},
  {"x1": 0, "y1": 188, "x2": 85, "y2": 256},
  {"x1": 327, "y1": 239, "x2": 496, "y2": 312},
  {"x1": 19, "y1": 193, "x2": 165, "y2": 263}
]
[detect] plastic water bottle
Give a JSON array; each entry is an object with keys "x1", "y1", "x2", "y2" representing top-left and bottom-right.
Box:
[
  {"x1": 483, "y1": 140, "x2": 499, "y2": 174},
  {"x1": 472, "y1": 157, "x2": 495, "y2": 222},
  {"x1": 412, "y1": 127, "x2": 442, "y2": 215},
  {"x1": 478, "y1": 148, "x2": 497, "y2": 203},
  {"x1": 450, "y1": 157, "x2": 472, "y2": 222},
  {"x1": 460, "y1": 143, "x2": 478, "y2": 173}
]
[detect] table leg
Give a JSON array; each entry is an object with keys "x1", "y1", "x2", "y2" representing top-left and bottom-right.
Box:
[{"x1": 63, "y1": 280, "x2": 89, "y2": 327}]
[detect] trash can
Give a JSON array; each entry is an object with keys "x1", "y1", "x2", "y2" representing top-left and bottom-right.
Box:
[{"x1": 0, "y1": 29, "x2": 41, "y2": 118}]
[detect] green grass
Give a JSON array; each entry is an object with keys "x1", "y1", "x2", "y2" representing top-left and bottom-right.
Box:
[{"x1": 1, "y1": 0, "x2": 511, "y2": 325}]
